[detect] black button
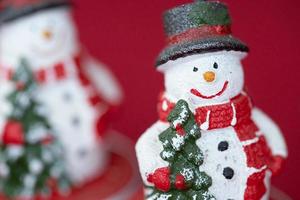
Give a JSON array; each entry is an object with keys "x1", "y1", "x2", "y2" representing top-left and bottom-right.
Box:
[
  {"x1": 223, "y1": 167, "x2": 234, "y2": 179},
  {"x1": 72, "y1": 116, "x2": 80, "y2": 127},
  {"x1": 218, "y1": 141, "x2": 229, "y2": 151},
  {"x1": 213, "y1": 62, "x2": 219, "y2": 69},
  {"x1": 78, "y1": 149, "x2": 88, "y2": 158},
  {"x1": 63, "y1": 92, "x2": 72, "y2": 102}
]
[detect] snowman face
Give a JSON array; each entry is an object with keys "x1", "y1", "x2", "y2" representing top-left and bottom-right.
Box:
[
  {"x1": 0, "y1": 7, "x2": 79, "y2": 68},
  {"x1": 160, "y1": 51, "x2": 246, "y2": 106}
]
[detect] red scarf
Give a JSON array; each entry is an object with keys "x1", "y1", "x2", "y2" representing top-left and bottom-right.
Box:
[
  {"x1": 159, "y1": 93, "x2": 258, "y2": 140},
  {"x1": 158, "y1": 93, "x2": 272, "y2": 163},
  {"x1": 0, "y1": 54, "x2": 107, "y2": 108},
  {"x1": 0, "y1": 55, "x2": 81, "y2": 84}
]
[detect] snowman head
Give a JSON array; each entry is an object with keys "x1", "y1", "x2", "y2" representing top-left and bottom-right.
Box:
[
  {"x1": 159, "y1": 51, "x2": 247, "y2": 106},
  {"x1": 0, "y1": 7, "x2": 79, "y2": 68},
  {"x1": 155, "y1": 0, "x2": 249, "y2": 107}
]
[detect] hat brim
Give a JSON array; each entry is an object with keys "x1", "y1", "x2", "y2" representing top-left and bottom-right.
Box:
[
  {"x1": 0, "y1": 1, "x2": 71, "y2": 24},
  {"x1": 156, "y1": 36, "x2": 249, "y2": 67}
]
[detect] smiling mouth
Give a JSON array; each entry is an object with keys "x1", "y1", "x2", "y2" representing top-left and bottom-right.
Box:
[{"x1": 190, "y1": 81, "x2": 229, "y2": 99}]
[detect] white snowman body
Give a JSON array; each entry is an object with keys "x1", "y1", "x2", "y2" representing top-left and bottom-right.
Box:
[
  {"x1": 0, "y1": 7, "x2": 123, "y2": 184},
  {"x1": 136, "y1": 51, "x2": 287, "y2": 199}
]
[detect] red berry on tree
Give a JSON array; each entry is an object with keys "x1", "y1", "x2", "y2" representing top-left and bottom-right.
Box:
[
  {"x1": 2, "y1": 121, "x2": 24, "y2": 145},
  {"x1": 148, "y1": 167, "x2": 171, "y2": 192},
  {"x1": 15, "y1": 81, "x2": 25, "y2": 90},
  {"x1": 175, "y1": 174, "x2": 186, "y2": 190},
  {"x1": 175, "y1": 124, "x2": 186, "y2": 136},
  {"x1": 147, "y1": 173, "x2": 153, "y2": 183},
  {"x1": 41, "y1": 134, "x2": 54, "y2": 145}
]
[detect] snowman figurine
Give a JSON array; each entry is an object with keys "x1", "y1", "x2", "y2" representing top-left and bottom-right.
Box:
[
  {"x1": 0, "y1": 0, "x2": 122, "y2": 185},
  {"x1": 136, "y1": 1, "x2": 287, "y2": 199}
]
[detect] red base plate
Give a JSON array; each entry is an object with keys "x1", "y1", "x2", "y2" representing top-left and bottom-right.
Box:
[{"x1": 56, "y1": 153, "x2": 138, "y2": 200}]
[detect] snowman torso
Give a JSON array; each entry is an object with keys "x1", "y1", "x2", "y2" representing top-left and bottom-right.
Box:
[
  {"x1": 157, "y1": 93, "x2": 271, "y2": 200},
  {"x1": 35, "y1": 58, "x2": 108, "y2": 184},
  {"x1": 137, "y1": 95, "x2": 272, "y2": 200}
]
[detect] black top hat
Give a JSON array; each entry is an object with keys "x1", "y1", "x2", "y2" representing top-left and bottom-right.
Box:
[
  {"x1": 0, "y1": 0, "x2": 71, "y2": 24},
  {"x1": 156, "y1": 0, "x2": 249, "y2": 66}
]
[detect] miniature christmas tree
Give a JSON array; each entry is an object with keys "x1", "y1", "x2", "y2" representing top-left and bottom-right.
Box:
[
  {"x1": 0, "y1": 59, "x2": 70, "y2": 198},
  {"x1": 147, "y1": 100, "x2": 215, "y2": 200}
]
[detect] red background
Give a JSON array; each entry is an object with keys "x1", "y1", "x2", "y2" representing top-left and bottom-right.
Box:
[{"x1": 73, "y1": 0, "x2": 300, "y2": 198}]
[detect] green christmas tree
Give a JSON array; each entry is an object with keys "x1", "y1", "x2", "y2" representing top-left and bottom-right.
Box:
[
  {"x1": 0, "y1": 59, "x2": 70, "y2": 198},
  {"x1": 147, "y1": 100, "x2": 215, "y2": 200}
]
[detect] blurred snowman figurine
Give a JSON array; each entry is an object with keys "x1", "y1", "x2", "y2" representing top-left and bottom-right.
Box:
[
  {"x1": 0, "y1": 0, "x2": 122, "y2": 185},
  {"x1": 136, "y1": 1, "x2": 288, "y2": 199}
]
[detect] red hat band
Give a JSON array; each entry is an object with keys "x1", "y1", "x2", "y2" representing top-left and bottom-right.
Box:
[
  {"x1": 167, "y1": 25, "x2": 232, "y2": 46},
  {"x1": 0, "y1": 0, "x2": 42, "y2": 9}
]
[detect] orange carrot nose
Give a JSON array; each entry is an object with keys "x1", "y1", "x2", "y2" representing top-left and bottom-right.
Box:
[
  {"x1": 203, "y1": 71, "x2": 216, "y2": 82},
  {"x1": 42, "y1": 30, "x2": 53, "y2": 40}
]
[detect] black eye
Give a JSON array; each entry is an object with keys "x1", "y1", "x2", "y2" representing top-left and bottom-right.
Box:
[
  {"x1": 213, "y1": 62, "x2": 219, "y2": 69},
  {"x1": 193, "y1": 67, "x2": 198, "y2": 72}
]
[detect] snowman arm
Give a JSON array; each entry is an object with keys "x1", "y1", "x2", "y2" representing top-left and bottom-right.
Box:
[
  {"x1": 251, "y1": 107, "x2": 288, "y2": 158},
  {"x1": 83, "y1": 57, "x2": 123, "y2": 106},
  {"x1": 135, "y1": 121, "x2": 169, "y2": 185}
]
